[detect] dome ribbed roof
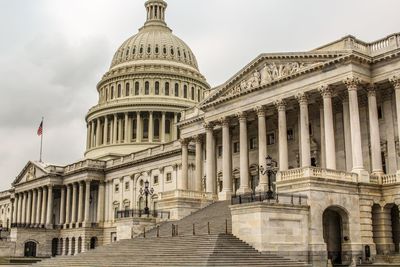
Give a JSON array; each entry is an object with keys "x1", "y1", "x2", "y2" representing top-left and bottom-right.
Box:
[{"x1": 110, "y1": 0, "x2": 199, "y2": 71}]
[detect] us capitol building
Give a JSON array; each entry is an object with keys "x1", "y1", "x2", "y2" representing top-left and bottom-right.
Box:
[{"x1": 1, "y1": 1, "x2": 400, "y2": 266}]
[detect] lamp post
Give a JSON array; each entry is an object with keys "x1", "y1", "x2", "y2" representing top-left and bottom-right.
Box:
[
  {"x1": 259, "y1": 155, "x2": 277, "y2": 199},
  {"x1": 139, "y1": 180, "x2": 154, "y2": 215}
]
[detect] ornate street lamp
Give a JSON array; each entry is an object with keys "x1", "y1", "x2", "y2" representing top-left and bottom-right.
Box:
[
  {"x1": 259, "y1": 155, "x2": 277, "y2": 199},
  {"x1": 139, "y1": 180, "x2": 154, "y2": 215}
]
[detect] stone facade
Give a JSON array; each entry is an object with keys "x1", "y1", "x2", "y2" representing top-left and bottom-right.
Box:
[{"x1": 1, "y1": 0, "x2": 400, "y2": 266}]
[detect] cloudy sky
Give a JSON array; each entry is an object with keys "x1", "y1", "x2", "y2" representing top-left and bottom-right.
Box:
[{"x1": 0, "y1": 0, "x2": 399, "y2": 191}]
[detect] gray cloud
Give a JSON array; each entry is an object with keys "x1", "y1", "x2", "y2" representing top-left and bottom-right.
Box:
[{"x1": 1, "y1": 0, "x2": 400, "y2": 191}]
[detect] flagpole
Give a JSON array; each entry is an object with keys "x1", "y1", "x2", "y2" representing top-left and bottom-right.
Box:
[{"x1": 40, "y1": 117, "x2": 44, "y2": 162}]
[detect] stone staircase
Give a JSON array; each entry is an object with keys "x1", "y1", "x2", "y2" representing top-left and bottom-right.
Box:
[{"x1": 33, "y1": 201, "x2": 311, "y2": 267}]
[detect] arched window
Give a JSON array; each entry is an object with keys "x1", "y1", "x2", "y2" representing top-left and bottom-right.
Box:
[
  {"x1": 183, "y1": 85, "x2": 188, "y2": 98},
  {"x1": 177, "y1": 48, "x2": 181, "y2": 57},
  {"x1": 135, "y1": 82, "x2": 140, "y2": 95},
  {"x1": 143, "y1": 118, "x2": 149, "y2": 139},
  {"x1": 155, "y1": 82, "x2": 160, "y2": 95},
  {"x1": 198, "y1": 89, "x2": 201, "y2": 102},
  {"x1": 154, "y1": 118, "x2": 160, "y2": 140},
  {"x1": 132, "y1": 46, "x2": 136, "y2": 55},
  {"x1": 155, "y1": 46, "x2": 159, "y2": 54},
  {"x1": 170, "y1": 47, "x2": 174, "y2": 56},
  {"x1": 125, "y1": 83, "x2": 130, "y2": 96},
  {"x1": 145, "y1": 82, "x2": 150, "y2": 95},
  {"x1": 175, "y1": 83, "x2": 179, "y2": 97},
  {"x1": 165, "y1": 82, "x2": 170, "y2": 96},
  {"x1": 117, "y1": 84, "x2": 122, "y2": 98},
  {"x1": 147, "y1": 45, "x2": 151, "y2": 54},
  {"x1": 140, "y1": 45, "x2": 143, "y2": 54},
  {"x1": 163, "y1": 46, "x2": 167, "y2": 55},
  {"x1": 191, "y1": 87, "x2": 195, "y2": 100},
  {"x1": 111, "y1": 86, "x2": 114, "y2": 99},
  {"x1": 165, "y1": 119, "x2": 171, "y2": 134},
  {"x1": 105, "y1": 88, "x2": 108, "y2": 100}
]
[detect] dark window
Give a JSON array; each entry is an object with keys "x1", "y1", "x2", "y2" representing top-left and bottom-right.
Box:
[
  {"x1": 183, "y1": 85, "x2": 188, "y2": 98},
  {"x1": 145, "y1": 82, "x2": 150, "y2": 95},
  {"x1": 198, "y1": 89, "x2": 201, "y2": 102},
  {"x1": 218, "y1": 146, "x2": 222, "y2": 157},
  {"x1": 177, "y1": 49, "x2": 181, "y2": 57},
  {"x1": 378, "y1": 106, "x2": 383, "y2": 119},
  {"x1": 132, "y1": 46, "x2": 136, "y2": 54},
  {"x1": 140, "y1": 46, "x2": 143, "y2": 54},
  {"x1": 143, "y1": 118, "x2": 149, "y2": 139},
  {"x1": 154, "y1": 176, "x2": 159, "y2": 184},
  {"x1": 267, "y1": 133, "x2": 275, "y2": 145},
  {"x1": 175, "y1": 83, "x2": 179, "y2": 97},
  {"x1": 163, "y1": 46, "x2": 167, "y2": 54},
  {"x1": 287, "y1": 128, "x2": 294, "y2": 140},
  {"x1": 191, "y1": 87, "x2": 195, "y2": 100},
  {"x1": 233, "y1": 142, "x2": 240, "y2": 153},
  {"x1": 105, "y1": 89, "x2": 108, "y2": 100},
  {"x1": 165, "y1": 82, "x2": 170, "y2": 96},
  {"x1": 135, "y1": 82, "x2": 140, "y2": 95},
  {"x1": 147, "y1": 45, "x2": 151, "y2": 54},
  {"x1": 117, "y1": 84, "x2": 122, "y2": 98},
  {"x1": 155, "y1": 46, "x2": 159, "y2": 54},
  {"x1": 309, "y1": 123, "x2": 313, "y2": 136},
  {"x1": 250, "y1": 137, "x2": 257, "y2": 150},
  {"x1": 154, "y1": 118, "x2": 160, "y2": 139},
  {"x1": 155, "y1": 82, "x2": 160, "y2": 95},
  {"x1": 132, "y1": 119, "x2": 137, "y2": 140},
  {"x1": 111, "y1": 86, "x2": 114, "y2": 99},
  {"x1": 170, "y1": 47, "x2": 174, "y2": 56},
  {"x1": 115, "y1": 184, "x2": 119, "y2": 193},
  {"x1": 125, "y1": 83, "x2": 130, "y2": 96},
  {"x1": 166, "y1": 173, "x2": 172, "y2": 182},
  {"x1": 125, "y1": 182, "x2": 129, "y2": 190},
  {"x1": 165, "y1": 119, "x2": 171, "y2": 134}
]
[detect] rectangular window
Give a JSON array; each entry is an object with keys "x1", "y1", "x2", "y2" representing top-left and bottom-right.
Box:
[
  {"x1": 166, "y1": 173, "x2": 172, "y2": 182},
  {"x1": 233, "y1": 142, "x2": 240, "y2": 153},
  {"x1": 217, "y1": 146, "x2": 222, "y2": 157},
  {"x1": 267, "y1": 133, "x2": 275, "y2": 145},
  {"x1": 378, "y1": 106, "x2": 383, "y2": 119},
  {"x1": 287, "y1": 128, "x2": 294, "y2": 141},
  {"x1": 249, "y1": 137, "x2": 257, "y2": 150},
  {"x1": 153, "y1": 175, "x2": 159, "y2": 184},
  {"x1": 125, "y1": 181, "x2": 130, "y2": 191},
  {"x1": 115, "y1": 184, "x2": 119, "y2": 193}
]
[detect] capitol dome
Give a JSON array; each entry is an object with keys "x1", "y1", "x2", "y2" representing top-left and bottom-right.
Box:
[{"x1": 85, "y1": 0, "x2": 209, "y2": 160}]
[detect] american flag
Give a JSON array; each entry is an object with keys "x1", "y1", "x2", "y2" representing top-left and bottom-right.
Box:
[{"x1": 37, "y1": 121, "x2": 43, "y2": 136}]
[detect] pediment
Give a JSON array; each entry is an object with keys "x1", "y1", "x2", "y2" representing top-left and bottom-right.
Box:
[
  {"x1": 200, "y1": 52, "x2": 347, "y2": 108},
  {"x1": 13, "y1": 161, "x2": 49, "y2": 186}
]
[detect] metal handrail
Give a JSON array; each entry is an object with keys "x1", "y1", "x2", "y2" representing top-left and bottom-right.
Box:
[{"x1": 115, "y1": 209, "x2": 170, "y2": 219}]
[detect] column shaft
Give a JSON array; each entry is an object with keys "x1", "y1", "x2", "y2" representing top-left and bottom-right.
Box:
[
  {"x1": 26, "y1": 191, "x2": 32, "y2": 225},
  {"x1": 84, "y1": 181, "x2": 91, "y2": 224},
  {"x1": 161, "y1": 112, "x2": 166, "y2": 142},
  {"x1": 319, "y1": 85, "x2": 336, "y2": 169},
  {"x1": 367, "y1": 88, "x2": 383, "y2": 175},
  {"x1": 118, "y1": 117, "x2": 123, "y2": 142},
  {"x1": 71, "y1": 183, "x2": 77, "y2": 224},
  {"x1": 41, "y1": 187, "x2": 47, "y2": 225},
  {"x1": 149, "y1": 112, "x2": 154, "y2": 142},
  {"x1": 276, "y1": 100, "x2": 288, "y2": 171},
  {"x1": 173, "y1": 113, "x2": 178, "y2": 140},
  {"x1": 86, "y1": 123, "x2": 91, "y2": 149},
  {"x1": 205, "y1": 124, "x2": 216, "y2": 193},
  {"x1": 96, "y1": 118, "x2": 101, "y2": 146},
  {"x1": 221, "y1": 119, "x2": 233, "y2": 199},
  {"x1": 60, "y1": 187, "x2": 66, "y2": 225},
  {"x1": 297, "y1": 93, "x2": 311, "y2": 167},
  {"x1": 383, "y1": 96, "x2": 397, "y2": 173},
  {"x1": 113, "y1": 115, "x2": 118, "y2": 144},
  {"x1": 78, "y1": 182, "x2": 84, "y2": 223},
  {"x1": 104, "y1": 116, "x2": 109, "y2": 145},
  {"x1": 65, "y1": 185, "x2": 71, "y2": 224},
  {"x1": 124, "y1": 113, "x2": 129, "y2": 143},
  {"x1": 180, "y1": 140, "x2": 189, "y2": 190},
  {"x1": 36, "y1": 189, "x2": 42, "y2": 225},
  {"x1": 256, "y1": 108, "x2": 268, "y2": 191},
  {"x1": 319, "y1": 105, "x2": 326, "y2": 168},
  {"x1": 46, "y1": 185, "x2": 53, "y2": 226},
  {"x1": 237, "y1": 113, "x2": 251, "y2": 194},
  {"x1": 343, "y1": 98, "x2": 353, "y2": 172},
  {"x1": 136, "y1": 112, "x2": 142, "y2": 142},
  {"x1": 90, "y1": 121, "x2": 95, "y2": 148},
  {"x1": 97, "y1": 182, "x2": 105, "y2": 223},
  {"x1": 195, "y1": 137, "x2": 203, "y2": 192},
  {"x1": 31, "y1": 190, "x2": 37, "y2": 225}
]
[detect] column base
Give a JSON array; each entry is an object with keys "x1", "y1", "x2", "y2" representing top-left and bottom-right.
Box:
[
  {"x1": 45, "y1": 224, "x2": 53, "y2": 229},
  {"x1": 218, "y1": 190, "x2": 233, "y2": 201},
  {"x1": 236, "y1": 187, "x2": 252, "y2": 195},
  {"x1": 255, "y1": 183, "x2": 269, "y2": 192},
  {"x1": 352, "y1": 168, "x2": 370, "y2": 183}
]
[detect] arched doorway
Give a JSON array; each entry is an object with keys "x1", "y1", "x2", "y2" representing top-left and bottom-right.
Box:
[
  {"x1": 78, "y1": 237, "x2": 82, "y2": 253},
  {"x1": 391, "y1": 205, "x2": 400, "y2": 253},
  {"x1": 51, "y1": 238, "x2": 58, "y2": 257},
  {"x1": 90, "y1": 237, "x2": 97, "y2": 249},
  {"x1": 323, "y1": 207, "x2": 349, "y2": 264},
  {"x1": 24, "y1": 241, "x2": 37, "y2": 257},
  {"x1": 65, "y1": 238, "x2": 69, "y2": 255}
]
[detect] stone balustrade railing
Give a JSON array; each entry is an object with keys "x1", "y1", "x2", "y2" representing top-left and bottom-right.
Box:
[
  {"x1": 159, "y1": 189, "x2": 217, "y2": 200},
  {"x1": 0, "y1": 190, "x2": 11, "y2": 199},
  {"x1": 278, "y1": 167, "x2": 358, "y2": 183},
  {"x1": 64, "y1": 159, "x2": 106, "y2": 174},
  {"x1": 382, "y1": 173, "x2": 400, "y2": 185}
]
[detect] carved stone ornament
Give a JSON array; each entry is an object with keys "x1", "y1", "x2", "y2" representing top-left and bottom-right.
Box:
[
  {"x1": 26, "y1": 166, "x2": 36, "y2": 181},
  {"x1": 389, "y1": 75, "x2": 400, "y2": 89}
]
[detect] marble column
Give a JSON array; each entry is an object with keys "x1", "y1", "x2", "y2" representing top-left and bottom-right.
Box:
[
  {"x1": 84, "y1": 181, "x2": 91, "y2": 224},
  {"x1": 118, "y1": 117, "x2": 123, "y2": 143},
  {"x1": 46, "y1": 185, "x2": 53, "y2": 226},
  {"x1": 18, "y1": 193, "x2": 23, "y2": 224},
  {"x1": 36, "y1": 189, "x2": 42, "y2": 225},
  {"x1": 13, "y1": 195, "x2": 18, "y2": 225},
  {"x1": 383, "y1": 93, "x2": 397, "y2": 173},
  {"x1": 161, "y1": 112, "x2": 166, "y2": 142},
  {"x1": 342, "y1": 96, "x2": 353, "y2": 172},
  {"x1": 78, "y1": 182, "x2": 84, "y2": 224},
  {"x1": 173, "y1": 113, "x2": 178, "y2": 140},
  {"x1": 97, "y1": 182, "x2": 105, "y2": 223},
  {"x1": 124, "y1": 113, "x2": 129, "y2": 143},
  {"x1": 237, "y1": 112, "x2": 251, "y2": 194},
  {"x1": 344, "y1": 77, "x2": 368, "y2": 179},
  {"x1": 389, "y1": 76, "x2": 400, "y2": 168},
  {"x1": 205, "y1": 123, "x2": 216, "y2": 194},
  {"x1": 180, "y1": 139, "x2": 189, "y2": 190},
  {"x1": 255, "y1": 107, "x2": 268, "y2": 192},
  {"x1": 90, "y1": 121, "x2": 95, "y2": 148},
  {"x1": 41, "y1": 187, "x2": 47, "y2": 226},
  {"x1": 96, "y1": 118, "x2": 101, "y2": 147},
  {"x1": 86, "y1": 123, "x2": 91, "y2": 149},
  {"x1": 71, "y1": 183, "x2": 77, "y2": 224},
  {"x1": 319, "y1": 104, "x2": 326, "y2": 168},
  {"x1": 367, "y1": 86, "x2": 384, "y2": 175},
  {"x1": 136, "y1": 112, "x2": 142, "y2": 142},
  {"x1": 149, "y1": 111, "x2": 154, "y2": 142},
  {"x1": 103, "y1": 116, "x2": 109, "y2": 145},
  {"x1": 31, "y1": 190, "x2": 37, "y2": 225},
  {"x1": 275, "y1": 100, "x2": 288, "y2": 171},
  {"x1": 65, "y1": 185, "x2": 71, "y2": 225},
  {"x1": 296, "y1": 93, "x2": 311, "y2": 167},
  {"x1": 319, "y1": 85, "x2": 336, "y2": 169},
  {"x1": 194, "y1": 136, "x2": 203, "y2": 192},
  {"x1": 26, "y1": 190, "x2": 32, "y2": 225},
  {"x1": 220, "y1": 118, "x2": 233, "y2": 199},
  {"x1": 113, "y1": 114, "x2": 118, "y2": 144},
  {"x1": 60, "y1": 186, "x2": 66, "y2": 225},
  {"x1": 104, "y1": 181, "x2": 109, "y2": 222}
]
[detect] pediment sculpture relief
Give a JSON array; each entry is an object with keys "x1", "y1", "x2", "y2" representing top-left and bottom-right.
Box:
[
  {"x1": 26, "y1": 165, "x2": 36, "y2": 181},
  {"x1": 226, "y1": 61, "x2": 320, "y2": 97}
]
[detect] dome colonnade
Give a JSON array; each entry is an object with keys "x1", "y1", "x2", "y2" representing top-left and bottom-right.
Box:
[{"x1": 85, "y1": 0, "x2": 209, "y2": 159}]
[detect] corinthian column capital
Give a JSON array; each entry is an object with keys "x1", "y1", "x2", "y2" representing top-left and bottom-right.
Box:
[
  {"x1": 366, "y1": 84, "x2": 377, "y2": 97},
  {"x1": 218, "y1": 117, "x2": 231, "y2": 127},
  {"x1": 235, "y1": 111, "x2": 247, "y2": 121},
  {"x1": 274, "y1": 99, "x2": 286, "y2": 111},
  {"x1": 202, "y1": 121, "x2": 214, "y2": 130},
  {"x1": 254, "y1": 106, "x2": 266, "y2": 117},
  {"x1": 389, "y1": 75, "x2": 400, "y2": 89},
  {"x1": 318, "y1": 84, "x2": 333, "y2": 98},
  {"x1": 295, "y1": 92, "x2": 308, "y2": 104},
  {"x1": 343, "y1": 76, "x2": 361, "y2": 91}
]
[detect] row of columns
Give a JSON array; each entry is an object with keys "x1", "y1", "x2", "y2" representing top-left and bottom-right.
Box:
[
  {"x1": 87, "y1": 112, "x2": 179, "y2": 149},
  {"x1": 13, "y1": 185, "x2": 53, "y2": 227},
  {"x1": 179, "y1": 76, "x2": 400, "y2": 198}
]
